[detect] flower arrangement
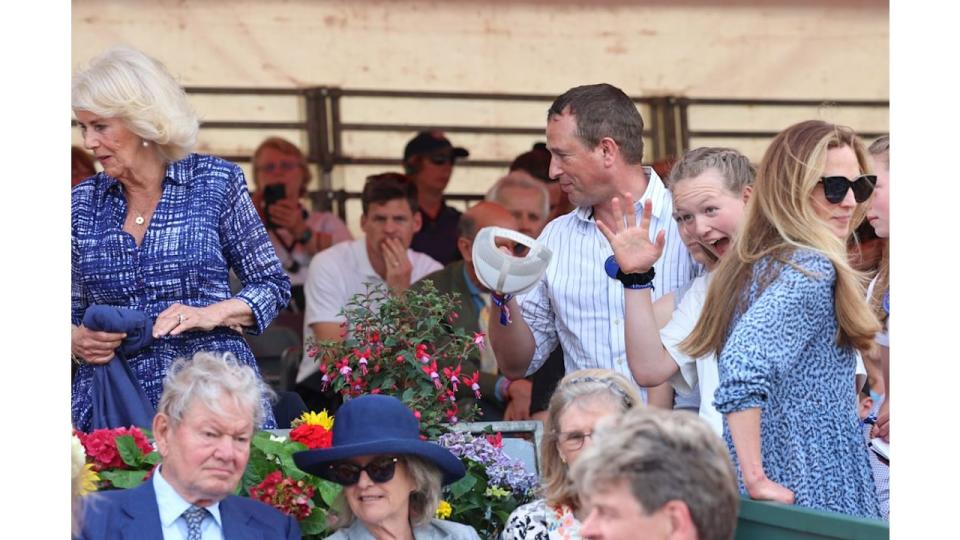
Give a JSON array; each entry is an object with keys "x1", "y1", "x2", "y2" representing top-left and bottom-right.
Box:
[
  {"x1": 437, "y1": 431, "x2": 539, "y2": 539},
  {"x1": 71, "y1": 434, "x2": 99, "y2": 496},
  {"x1": 304, "y1": 281, "x2": 482, "y2": 438},
  {"x1": 74, "y1": 426, "x2": 159, "y2": 489},
  {"x1": 240, "y1": 410, "x2": 342, "y2": 539}
]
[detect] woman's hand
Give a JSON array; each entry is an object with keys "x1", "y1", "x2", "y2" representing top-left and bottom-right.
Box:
[
  {"x1": 596, "y1": 194, "x2": 665, "y2": 274},
  {"x1": 745, "y1": 476, "x2": 796, "y2": 505},
  {"x1": 72, "y1": 325, "x2": 126, "y2": 365},
  {"x1": 153, "y1": 303, "x2": 229, "y2": 338}
]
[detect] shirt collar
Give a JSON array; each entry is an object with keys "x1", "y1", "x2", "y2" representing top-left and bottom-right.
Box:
[
  {"x1": 574, "y1": 166, "x2": 666, "y2": 222},
  {"x1": 153, "y1": 465, "x2": 223, "y2": 530}
]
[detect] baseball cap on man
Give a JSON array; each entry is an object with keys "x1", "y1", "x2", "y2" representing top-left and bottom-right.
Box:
[{"x1": 403, "y1": 131, "x2": 469, "y2": 162}]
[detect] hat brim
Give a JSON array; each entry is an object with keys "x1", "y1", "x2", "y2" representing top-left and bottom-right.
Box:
[
  {"x1": 293, "y1": 438, "x2": 466, "y2": 486},
  {"x1": 452, "y1": 147, "x2": 469, "y2": 158}
]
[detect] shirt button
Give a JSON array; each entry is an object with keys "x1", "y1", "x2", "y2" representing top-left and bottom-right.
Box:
[{"x1": 614, "y1": 319, "x2": 620, "y2": 326}]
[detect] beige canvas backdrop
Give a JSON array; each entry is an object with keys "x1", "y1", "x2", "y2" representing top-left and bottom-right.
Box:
[{"x1": 72, "y1": 0, "x2": 889, "y2": 232}]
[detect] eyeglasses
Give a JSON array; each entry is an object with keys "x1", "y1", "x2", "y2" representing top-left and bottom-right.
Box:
[
  {"x1": 427, "y1": 154, "x2": 455, "y2": 166},
  {"x1": 257, "y1": 161, "x2": 300, "y2": 174},
  {"x1": 326, "y1": 456, "x2": 400, "y2": 486},
  {"x1": 555, "y1": 431, "x2": 593, "y2": 451},
  {"x1": 818, "y1": 175, "x2": 876, "y2": 204}
]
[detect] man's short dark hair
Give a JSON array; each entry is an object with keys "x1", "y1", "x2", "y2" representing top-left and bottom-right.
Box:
[
  {"x1": 548, "y1": 83, "x2": 645, "y2": 165},
  {"x1": 362, "y1": 172, "x2": 419, "y2": 215}
]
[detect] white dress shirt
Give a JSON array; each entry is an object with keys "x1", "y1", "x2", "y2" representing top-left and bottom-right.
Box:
[
  {"x1": 518, "y1": 167, "x2": 700, "y2": 402},
  {"x1": 153, "y1": 466, "x2": 224, "y2": 540}
]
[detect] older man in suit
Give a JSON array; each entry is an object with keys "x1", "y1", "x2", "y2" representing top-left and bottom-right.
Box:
[{"x1": 78, "y1": 351, "x2": 300, "y2": 539}]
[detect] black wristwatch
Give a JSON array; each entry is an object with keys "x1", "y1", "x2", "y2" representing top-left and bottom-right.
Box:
[
  {"x1": 298, "y1": 228, "x2": 313, "y2": 244},
  {"x1": 617, "y1": 267, "x2": 655, "y2": 289}
]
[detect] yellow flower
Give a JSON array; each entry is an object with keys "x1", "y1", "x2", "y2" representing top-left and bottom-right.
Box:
[
  {"x1": 294, "y1": 410, "x2": 334, "y2": 430},
  {"x1": 77, "y1": 463, "x2": 100, "y2": 496},
  {"x1": 435, "y1": 500, "x2": 452, "y2": 519}
]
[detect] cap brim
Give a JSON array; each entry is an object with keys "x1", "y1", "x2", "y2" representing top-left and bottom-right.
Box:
[
  {"x1": 293, "y1": 438, "x2": 466, "y2": 486},
  {"x1": 453, "y1": 147, "x2": 469, "y2": 158}
]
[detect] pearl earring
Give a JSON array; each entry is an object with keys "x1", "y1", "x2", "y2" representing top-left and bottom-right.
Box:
[{"x1": 142, "y1": 140, "x2": 149, "y2": 147}]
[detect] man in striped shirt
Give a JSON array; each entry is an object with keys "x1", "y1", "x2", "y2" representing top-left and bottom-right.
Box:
[{"x1": 489, "y1": 83, "x2": 700, "y2": 404}]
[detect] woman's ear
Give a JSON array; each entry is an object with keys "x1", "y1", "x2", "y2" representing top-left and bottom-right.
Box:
[{"x1": 741, "y1": 185, "x2": 754, "y2": 203}]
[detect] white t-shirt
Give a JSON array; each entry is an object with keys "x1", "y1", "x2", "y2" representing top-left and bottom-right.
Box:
[
  {"x1": 297, "y1": 239, "x2": 442, "y2": 382},
  {"x1": 660, "y1": 273, "x2": 723, "y2": 435}
]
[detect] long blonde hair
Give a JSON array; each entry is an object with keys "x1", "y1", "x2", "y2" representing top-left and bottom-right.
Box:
[{"x1": 681, "y1": 120, "x2": 881, "y2": 359}]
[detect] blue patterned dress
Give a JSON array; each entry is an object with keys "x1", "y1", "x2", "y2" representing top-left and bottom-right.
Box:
[
  {"x1": 72, "y1": 154, "x2": 291, "y2": 431},
  {"x1": 713, "y1": 249, "x2": 880, "y2": 518}
]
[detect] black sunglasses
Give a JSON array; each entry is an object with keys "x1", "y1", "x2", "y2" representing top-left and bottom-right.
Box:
[
  {"x1": 427, "y1": 154, "x2": 455, "y2": 166},
  {"x1": 818, "y1": 175, "x2": 876, "y2": 204},
  {"x1": 326, "y1": 456, "x2": 399, "y2": 486}
]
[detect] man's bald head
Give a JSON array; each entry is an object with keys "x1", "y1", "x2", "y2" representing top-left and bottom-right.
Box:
[
  {"x1": 458, "y1": 201, "x2": 518, "y2": 241},
  {"x1": 457, "y1": 202, "x2": 518, "y2": 278}
]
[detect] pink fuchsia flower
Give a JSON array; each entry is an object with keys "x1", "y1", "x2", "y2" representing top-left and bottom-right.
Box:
[
  {"x1": 336, "y1": 358, "x2": 352, "y2": 379},
  {"x1": 486, "y1": 432, "x2": 503, "y2": 449},
  {"x1": 445, "y1": 403, "x2": 459, "y2": 424},
  {"x1": 462, "y1": 372, "x2": 482, "y2": 399},
  {"x1": 472, "y1": 332, "x2": 486, "y2": 351},
  {"x1": 416, "y1": 343, "x2": 431, "y2": 364},
  {"x1": 422, "y1": 361, "x2": 441, "y2": 389},
  {"x1": 443, "y1": 366, "x2": 461, "y2": 393},
  {"x1": 396, "y1": 354, "x2": 406, "y2": 364}
]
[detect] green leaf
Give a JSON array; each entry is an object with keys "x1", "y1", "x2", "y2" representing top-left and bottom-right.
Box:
[
  {"x1": 449, "y1": 473, "x2": 478, "y2": 499},
  {"x1": 101, "y1": 469, "x2": 149, "y2": 489},
  {"x1": 298, "y1": 506, "x2": 330, "y2": 536},
  {"x1": 142, "y1": 451, "x2": 161, "y2": 466},
  {"x1": 115, "y1": 435, "x2": 144, "y2": 468},
  {"x1": 316, "y1": 479, "x2": 342, "y2": 507}
]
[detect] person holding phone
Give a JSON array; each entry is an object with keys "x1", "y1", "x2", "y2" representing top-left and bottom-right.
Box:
[{"x1": 251, "y1": 137, "x2": 353, "y2": 303}]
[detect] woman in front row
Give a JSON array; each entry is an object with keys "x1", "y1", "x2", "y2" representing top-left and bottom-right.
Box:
[
  {"x1": 294, "y1": 394, "x2": 480, "y2": 540},
  {"x1": 502, "y1": 369, "x2": 641, "y2": 539}
]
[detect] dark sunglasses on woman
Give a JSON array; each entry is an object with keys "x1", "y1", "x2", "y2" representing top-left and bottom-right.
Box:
[
  {"x1": 327, "y1": 456, "x2": 400, "y2": 485},
  {"x1": 818, "y1": 175, "x2": 876, "y2": 204}
]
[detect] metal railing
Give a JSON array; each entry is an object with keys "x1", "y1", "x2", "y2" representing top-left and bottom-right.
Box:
[{"x1": 79, "y1": 86, "x2": 889, "y2": 221}]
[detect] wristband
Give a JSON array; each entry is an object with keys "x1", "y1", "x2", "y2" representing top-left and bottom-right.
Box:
[
  {"x1": 490, "y1": 292, "x2": 514, "y2": 326},
  {"x1": 604, "y1": 255, "x2": 655, "y2": 290}
]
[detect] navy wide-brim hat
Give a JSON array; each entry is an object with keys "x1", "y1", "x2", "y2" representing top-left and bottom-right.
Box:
[{"x1": 293, "y1": 394, "x2": 466, "y2": 485}]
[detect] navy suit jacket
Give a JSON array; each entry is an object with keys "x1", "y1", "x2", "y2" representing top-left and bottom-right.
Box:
[{"x1": 78, "y1": 478, "x2": 301, "y2": 540}]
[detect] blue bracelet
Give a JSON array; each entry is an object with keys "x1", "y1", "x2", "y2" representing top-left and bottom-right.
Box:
[{"x1": 491, "y1": 292, "x2": 514, "y2": 326}]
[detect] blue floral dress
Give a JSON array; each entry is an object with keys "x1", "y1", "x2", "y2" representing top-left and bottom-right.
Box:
[
  {"x1": 72, "y1": 154, "x2": 291, "y2": 431},
  {"x1": 713, "y1": 249, "x2": 879, "y2": 518}
]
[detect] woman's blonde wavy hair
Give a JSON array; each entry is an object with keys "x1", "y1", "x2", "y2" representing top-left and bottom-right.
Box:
[{"x1": 681, "y1": 120, "x2": 881, "y2": 359}]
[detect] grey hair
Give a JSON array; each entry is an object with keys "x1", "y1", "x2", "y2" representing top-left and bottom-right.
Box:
[
  {"x1": 72, "y1": 45, "x2": 199, "y2": 162},
  {"x1": 328, "y1": 455, "x2": 442, "y2": 530},
  {"x1": 157, "y1": 351, "x2": 274, "y2": 429},
  {"x1": 486, "y1": 172, "x2": 550, "y2": 222},
  {"x1": 572, "y1": 407, "x2": 739, "y2": 540},
  {"x1": 540, "y1": 369, "x2": 641, "y2": 511},
  {"x1": 667, "y1": 147, "x2": 756, "y2": 194}
]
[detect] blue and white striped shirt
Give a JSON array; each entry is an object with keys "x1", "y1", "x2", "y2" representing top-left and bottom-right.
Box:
[{"x1": 518, "y1": 167, "x2": 699, "y2": 400}]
